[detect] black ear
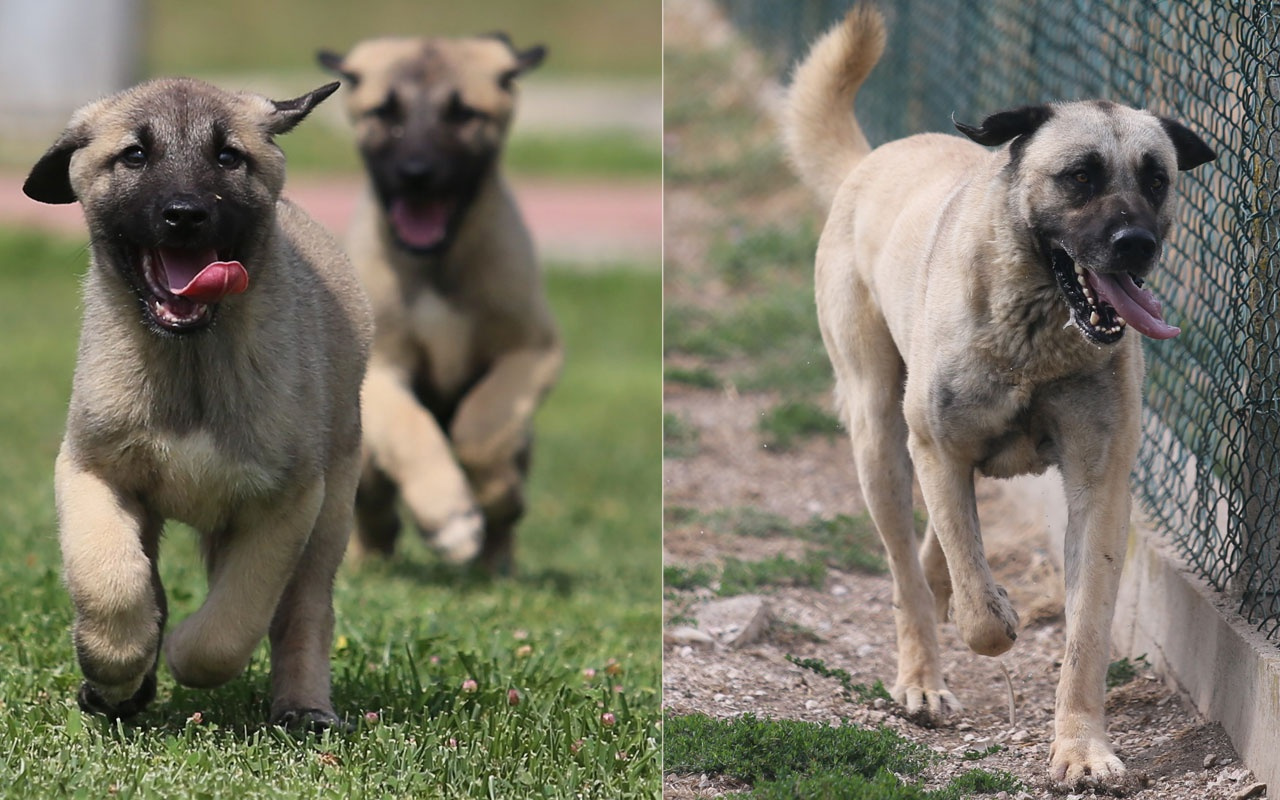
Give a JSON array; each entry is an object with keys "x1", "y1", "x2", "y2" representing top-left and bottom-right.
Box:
[
  {"x1": 954, "y1": 105, "x2": 1054, "y2": 147},
  {"x1": 24, "y1": 129, "x2": 87, "y2": 205},
  {"x1": 268, "y1": 82, "x2": 341, "y2": 135},
  {"x1": 317, "y1": 50, "x2": 359, "y2": 86},
  {"x1": 1158, "y1": 117, "x2": 1215, "y2": 171},
  {"x1": 488, "y1": 32, "x2": 546, "y2": 90}
]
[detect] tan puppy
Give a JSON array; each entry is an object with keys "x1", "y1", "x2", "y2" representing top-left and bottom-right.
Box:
[
  {"x1": 24, "y1": 78, "x2": 373, "y2": 728},
  {"x1": 318, "y1": 34, "x2": 561, "y2": 573},
  {"x1": 783, "y1": 6, "x2": 1214, "y2": 789}
]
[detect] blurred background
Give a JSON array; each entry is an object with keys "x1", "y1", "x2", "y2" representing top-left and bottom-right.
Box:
[{"x1": 0, "y1": 0, "x2": 661, "y2": 264}]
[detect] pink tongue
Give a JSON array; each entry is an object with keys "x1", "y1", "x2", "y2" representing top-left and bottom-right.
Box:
[
  {"x1": 159, "y1": 248, "x2": 249, "y2": 304},
  {"x1": 1087, "y1": 272, "x2": 1180, "y2": 339},
  {"x1": 389, "y1": 198, "x2": 448, "y2": 248}
]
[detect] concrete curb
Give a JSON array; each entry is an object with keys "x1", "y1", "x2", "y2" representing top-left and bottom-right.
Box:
[{"x1": 1005, "y1": 470, "x2": 1280, "y2": 790}]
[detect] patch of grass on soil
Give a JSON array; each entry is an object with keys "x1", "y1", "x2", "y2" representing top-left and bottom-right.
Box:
[
  {"x1": 785, "y1": 655, "x2": 892, "y2": 705},
  {"x1": 664, "y1": 713, "x2": 1023, "y2": 799},
  {"x1": 664, "y1": 364, "x2": 722, "y2": 390},
  {"x1": 719, "y1": 554, "x2": 827, "y2": 595},
  {"x1": 757, "y1": 400, "x2": 842, "y2": 452},
  {"x1": 1106, "y1": 654, "x2": 1150, "y2": 689},
  {"x1": 664, "y1": 411, "x2": 701, "y2": 459}
]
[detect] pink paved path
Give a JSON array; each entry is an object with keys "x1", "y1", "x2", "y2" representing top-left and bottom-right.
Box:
[{"x1": 0, "y1": 173, "x2": 661, "y2": 266}]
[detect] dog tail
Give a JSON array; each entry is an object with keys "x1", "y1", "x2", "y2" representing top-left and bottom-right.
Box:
[{"x1": 781, "y1": 4, "x2": 886, "y2": 207}]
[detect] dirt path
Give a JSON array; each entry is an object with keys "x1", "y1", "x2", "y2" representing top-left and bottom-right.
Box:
[{"x1": 661, "y1": 1, "x2": 1260, "y2": 797}]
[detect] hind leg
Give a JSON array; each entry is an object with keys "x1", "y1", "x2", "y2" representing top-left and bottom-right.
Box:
[
  {"x1": 821, "y1": 299, "x2": 958, "y2": 720},
  {"x1": 351, "y1": 460, "x2": 401, "y2": 557},
  {"x1": 920, "y1": 523, "x2": 953, "y2": 624}
]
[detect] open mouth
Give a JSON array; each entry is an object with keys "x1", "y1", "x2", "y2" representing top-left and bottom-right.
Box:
[
  {"x1": 388, "y1": 196, "x2": 456, "y2": 252},
  {"x1": 138, "y1": 247, "x2": 249, "y2": 333},
  {"x1": 1048, "y1": 249, "x2": 1180, "y2": 345}
]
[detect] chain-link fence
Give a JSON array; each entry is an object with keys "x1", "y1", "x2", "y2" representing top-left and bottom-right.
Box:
[{"x1": 720, "y1": 0, "x2": 1280, "y2": 641}]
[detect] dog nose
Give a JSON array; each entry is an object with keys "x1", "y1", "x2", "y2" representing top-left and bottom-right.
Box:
[
  {"x1": 1111, "y1": 227, "x2": 1158, "y2": 263},
  {"x1": 162, "y1": 198, "x2": 211, "y2": 232},
  {"x1": 397, "y1": 159, "x2": 434, "y2": 186}
]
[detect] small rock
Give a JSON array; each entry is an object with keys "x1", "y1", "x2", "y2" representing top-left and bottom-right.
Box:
[
  {"x1": 1233, "y1": 784, "x2": 1266, "y2": 800},
  {"x1": 678, "y1": 645, "x2": 693, "y2": 658},
  {"x1": 1010, "y1": 729, "x2": 1029, "y2": 743},
  {"x1": 872, "y1": 697, "x2": 887, "y2": 710},
  {"x1": 1205, "y1": 753, "x2": 1218, "y2": 769},
  {"x1": 664, "y1": 626, "x2": 715, "y2": 648},
  {"x1": 957, "y1": 721, "x2": 974, "y2": 732},
  {"x1": 695, "y1": 596, "x2": 772, "y2": 649},
  {"x1": 831, "y1": 584, "x2": 849, "y2": 597},
  {"x1": 855, "y1": 644, "x2": 875, "y2": 658}
]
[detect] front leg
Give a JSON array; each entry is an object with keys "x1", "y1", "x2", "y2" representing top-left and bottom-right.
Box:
[
  {"x1": 360, "y1": 363, "x2": 482, "y2": 562},
  {"x1": 163, "y1": 478, "x2": 324, "y2": 690},
  {"x1": 450, "y1": 345, "x2": 562, "y2": 571},
  {"x1": 907, "y1": 433, "x2": 1020, "y2": 657},
  {"x1": 56, "y1": 447, "x2": 166, "y2": 717},
  {"x1": 1048, "y1": 375, "x2": 1142, "y2": 789}
]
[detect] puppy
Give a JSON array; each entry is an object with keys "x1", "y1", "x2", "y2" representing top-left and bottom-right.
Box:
[
  {"x1": 24, "y1": 78, "x2": 373, "y2": 728},
  {"x1": 318, "y1": 34, "x2": 562, "y2": 573},
  {"x1": 783, "y1": 6, "x2": 1214, "y2": 789}
]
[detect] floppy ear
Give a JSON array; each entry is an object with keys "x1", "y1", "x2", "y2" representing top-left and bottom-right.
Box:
[
  {"x1": 267, "y1": 81, "x2": 341, "y2": 135},
  {"x1": 953, "y1": 105, "x2": 1053, "y2": 147},
  {"x1": 23, "y1": 127, "x2": 89, "y2": 205},
  {"x1": 317, "y1": 50, "x2": 359, "y2": 86},
  {"x1": 1158, "y1": 117, "x2": 1215, "y2": 171}
]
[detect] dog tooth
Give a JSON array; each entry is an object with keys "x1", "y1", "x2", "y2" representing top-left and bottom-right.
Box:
[
  {"x1": 1074, "y1": 265, "x2": 1085, "y2": 276},
  {"x1": 1089, "y1": 311, "x2": 1100, "y2": 326},
  {"x1": 1117, "y1": 317, "x2": 1126, "y2": 328}
]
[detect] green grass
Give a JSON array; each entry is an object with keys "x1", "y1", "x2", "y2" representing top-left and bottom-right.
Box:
[
  {"x1": 663, "y1": 507, "x2": 887, "y2": 576},
  {"x1": 1106, "y1": 654, "x2": 1150, "y2": 689},
  {"x1": 0, "y1": 229, "x2": 660, "y2": 799},
  {"x1": 757, "y1": 400, "x2": 842, "y2": 452},
  {"x1": 663, "y1": 412, "x2": 700, "y2": 459},
  {"x1": 146, "y1": 0, "x2": 659, "y2": 78},
  {"x1": 784, "y1": 656, "x2": 891, "y2": 705},
  {"x1": 708, "y1": 223, "x2": 818, "y2": 288},
  {"x1": 664, "y1": 713, "x2": 1023, "y2": 799},
  {"x1": 663, "y1": 365, "x2": 721, "y2": 390}
]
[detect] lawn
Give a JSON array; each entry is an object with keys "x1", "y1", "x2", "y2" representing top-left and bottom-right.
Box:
[{"x1": 0, "y1": 229, "x2": 660, "y2": 799}]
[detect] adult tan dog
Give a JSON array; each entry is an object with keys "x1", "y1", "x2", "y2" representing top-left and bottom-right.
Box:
[
  {"x1": 783, "y1": 6, "x2": 1213, "y2": 789},
  {"x1": 318, "y1": 34, "x2": 561, "y2": 573},
  {"x1": 23, "y1": 78, "x2": 373, "y2": 728}
]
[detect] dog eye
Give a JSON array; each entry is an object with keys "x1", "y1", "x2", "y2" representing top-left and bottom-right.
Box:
[
  {"x1": 120, "y1": 146, "x2": 147, "y2": 168},
  {"x1": 1072, "y1": 170, "x2": 1091, "y2": 184},
  {"x1": 217, "y1": 147, "x2": 244, "y2": 169},
  {"x1": 1149, "y1": 174, "x2": 1167, "y2": 191},
  {"x1": 369, "y1": 94, "x2": 400, "y2": 121},
  {"x1": 444, "y1": 92, "x2": 484, "y2": 124}
]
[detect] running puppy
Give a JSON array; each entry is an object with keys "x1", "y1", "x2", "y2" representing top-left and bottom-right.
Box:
[
  {"x1": 24, "y1": 78, "x2": 373, "y2": 728},
  {"x1": 783, "y1": 6, "x2": 1213, "y2": 789},
  {"x1": 318, "y1": 34, "x2": 562, "y2": 572}
]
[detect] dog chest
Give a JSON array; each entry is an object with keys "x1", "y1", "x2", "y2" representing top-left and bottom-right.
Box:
[
  {"x1": 408, "y1": 291, "x2": 476, "y2": 393},
  {"x1": 144, "y1": 429, "x2": 279, "y2": 529}
]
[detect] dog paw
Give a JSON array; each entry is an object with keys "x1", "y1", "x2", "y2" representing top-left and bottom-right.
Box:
[
  {"x1": 890, "y1": 682, "x2": 962, "y2": 725},
  {"x1": 955, "y1": 584, "x2": 1019, "y2": 656},
  {"x1": 77, "y1": 672, "x2": 156, "y2": 719},
  {"x1": 430, "y1": 509, "x2": 485, "y2": 564},
  {"x1": 1050, "y1": 737, "x2": 1128, "y2": 791},
  {"x1": 271, "y1": 706, "x2": 353, "y2": 734}
]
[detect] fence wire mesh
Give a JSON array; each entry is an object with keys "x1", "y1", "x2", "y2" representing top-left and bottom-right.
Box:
[{"x1": 719, "y1": 0, "x2": 1280, "y2": 640}]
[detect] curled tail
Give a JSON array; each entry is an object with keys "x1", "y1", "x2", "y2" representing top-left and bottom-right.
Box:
[{"x1": 781, "y1": 4, "x2": 887, "y2": 207}]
